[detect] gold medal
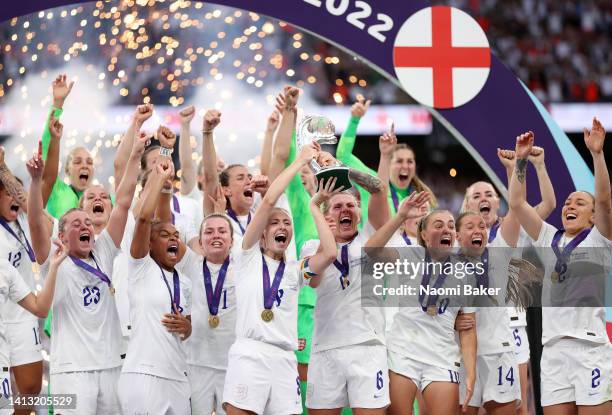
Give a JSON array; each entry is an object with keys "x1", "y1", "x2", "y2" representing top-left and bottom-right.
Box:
[
  {"x1": 551, "y1": 271, "x2": 559, "y2": 282},
  {"x1": 208, "y1": 315, "x2": 220, "y2": 328},
  {"x1": 427, "y1": 306, "x2": 437, "y2": 316},
  {"x1": 31, "y1": 262, "x2": 39, "y2": 274},
  {"x1": 261, "y1": 309, "x2": 274, "y2": 322},
  {"x1": 109, "y1": 285, "x2": 115, "y2": 296}
]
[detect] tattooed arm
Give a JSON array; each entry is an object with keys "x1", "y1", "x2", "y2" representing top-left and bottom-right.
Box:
[
  {"x1": 0, "y1": 147, "x2": 27, "y2": 211},
  {"x1": 508, "y1": 132, "x2": 543, "y2": 241},
  {"x1": 348, "y1": 169, "x2": 383, "y2": 194}
]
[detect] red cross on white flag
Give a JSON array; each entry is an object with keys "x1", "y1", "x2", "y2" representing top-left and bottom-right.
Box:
[{"x1": 393, "y1": 6, "x2": 491, "y2": 109}]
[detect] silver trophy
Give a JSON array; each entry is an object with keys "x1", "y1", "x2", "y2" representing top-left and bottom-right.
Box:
[{"x1": 296, "y1": 115, "x2": 351, "y2": 190}]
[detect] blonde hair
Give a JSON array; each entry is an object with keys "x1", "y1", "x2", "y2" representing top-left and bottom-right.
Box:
[
  {"x1": 64, "y1": 147, "x2": 91, "y2": 176},
  {"x1": 416, "y1": 209, "x2": 453, "y2": 247},
  {"x1": 461, "y1": 181, "x2": 499, "y2": 213}
]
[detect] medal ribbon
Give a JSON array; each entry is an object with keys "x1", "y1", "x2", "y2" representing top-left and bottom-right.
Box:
[
  {"x1": 262, "y1": 255, "x2": 285, "y2": 310},
  {"x1": 418, "y1": 253, "x2": 450, "y2": 312},
  {"x1": 389, "y1": 183, "x2": 412, "y2": 213},
  {"x1": 172, "y1": 194, "x2": 180, "y2": 213},
  {"x1": 226, "y1": 208, "x2": 251, "y2": 235},
  {"x1": 551, "y1": 228, "x2": 590, "y2": 275},
  {"x1": 69, "y1": 253, "x2": 111, "y2": 288},
  {"x1": 158, "y1": 264, "x2": 181, "y2": 313},
  {"x1": 488, "y1": 219, "x2": 501, "y2": 243},
  {"x1": 203, "y1": 257, "x2": 230, "y2": 316},
  {"x1": 333, "y1": 243, "x2": 350, "y2": 278},
  {"x1": 472, "y1": 249, "x2": 490, "y2": 289},
  {"x1": 401, "y1": 231, "x2": 412, "y2": 246},
  {"x1": 0, "y1": 219, "x2": 35, "y2": 262}
]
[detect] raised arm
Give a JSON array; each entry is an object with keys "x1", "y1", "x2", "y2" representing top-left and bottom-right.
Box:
[
  {"x1": 0, "y1": 147, "x2": 27, "y2": 211},
  {"x1": 26, "y1": 144, "x2": 51, "y2": 264},
  {"x1": 508, "y1": 132, "x2": 543, "y2": 241},
  {"x1": 335, "y1": 97, "x2": 373, "y2": 175},
  {"x1": 458, "y1": 313, "x2": 477, "y2": 413},
  {"x1": 303, "y1": 178, "x2": 342, "y2": 288},
  {"x1": 367, "y1": 130, "x2": 395, "y2": 230},
  {"x1": 260, "y1": 109, "x2": 279, "y2": 177},
  {"x1": 130, "y1": 161, "x2": 173, "y2": 259},
  {"x1": 242, "y1": 144, "x2": 317, "y2": 250},
  {"x1": 41, "y1": 74, "x2": 72, "y2": 160},
  {"x1": 115, "y1": 104, "x2": 153, "y2": 188},
  {"x1": 178, "y1": 105, "x2": 196, "y2": 195},
  {"x1": 202, "y1": 110, "x2": 222, "y2": 215},
  {"x1": 365, "y1": 191, "x2": 431, "y2": 249},
  {"x1": 268, "y1": 86, "x2": 299, "y2": 181},
  {"x1": 41, "y1": 111, "x2": 65, "y2": 207},
  {"x1": 529, "y1": 147, "x2": 556, "y2": 220},
  {"x1": 584, "y1": 117, "x2": 612, "y2": 239},
  {"x1": 106, "y1": 132, "x2": 149, "y2": 247},
  {"x1": 19, "y1": 240, "x2": 67, "y2": 317}
]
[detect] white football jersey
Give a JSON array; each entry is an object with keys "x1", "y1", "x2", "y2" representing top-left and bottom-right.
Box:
[
  {"x1": 177, "y1": 248, "x2": 236, "y2": 370},
  {"x1": 301, "y1": 223, "x2": 385, "y2": 353},
  {"x1": 0, "y1": 260, "x2": 31, "y2": 366},
  {"x1": 386, "y1": 247, "x2": 477, "y2": 371},
  {"x1": 0, "y1": 212, "x2": 38, "y2": 324},
  {"x1": 172, "y1": 193, "x2": 202, "y2": 238},
  {"x1": 233, "y1": 242, "x2": 301, "y2": 351},
  {"x1": 122, "y1": 255, "x2": 192, "y2": 381},
  {"x1": 531, "y1": 222, "x2": 612, "y2": 345},
  {"x1": 45, "y1": 230, "x2": 123, "y2": 374},
  {"x1": 469, "y1": 234, "x2": 514, "y2": 355}
]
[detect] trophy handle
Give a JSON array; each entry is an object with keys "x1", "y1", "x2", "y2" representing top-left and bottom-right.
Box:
[{"x1": 315, "y1": 167, "x2": 352, "y2": 191}]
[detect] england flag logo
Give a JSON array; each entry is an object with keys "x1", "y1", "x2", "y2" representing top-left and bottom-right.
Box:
[{"x1": 393, "y1": 6, "x2": 491, "y2": 109}]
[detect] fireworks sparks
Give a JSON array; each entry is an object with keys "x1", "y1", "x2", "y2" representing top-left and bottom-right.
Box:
[{"x1": 0, "y1": 0, "x2": 389, "y2": 184}]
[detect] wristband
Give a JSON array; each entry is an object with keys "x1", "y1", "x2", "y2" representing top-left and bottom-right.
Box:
[
  {"x1": 202, "y1": 130, "x2": 213, "y2": 134},
  {"x1": 159, "y1": 147, "x2": 173, "y2": 157},
  {"x1": 161, "y1": 187, "x2": 173, "y2": 194}
]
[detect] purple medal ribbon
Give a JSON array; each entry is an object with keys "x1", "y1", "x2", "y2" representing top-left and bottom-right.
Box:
[
  {"x1": 389, "y1": 183, "x2": 412, "y2": 213},
  {"x1": 401, "y1": 232, "x2": 412, "y2": 246},
  {"x1": 202, "y1": 257, "x2": 230, "y2": 316},
  {"x1": 226, "y1": 208, "x2": 251, "y2": 236},
  {"x1": 488, "y1": 219, "x2": 501, "y2": 243},
  {"x1": 262, "y1": 254, "x2": 285, "y2": 310},
  {"x1": 551, "y1": 228, "x2": 591, "y2": 280},
  {"x1": 70, "y1": 254, "x2": 111, "y2": 288},
  {"x1": 475, "y1": 249, "x2": 489, "y2": 290},
  {"x1": 0, "y1": 218, "x2": 35, "y2": 262},
  {"x1": 170, "y1": 194, "x2": 180, "y2": 225},
  {"x1": 390, "y1": 185, "x2": 400, "y2": 213},
  {"x1": 158, "y1": 264, "x2": 181, "y2": 313},
  {"x1": 333, "y1": 243, "x2": 350, "y2": 278},
  {"x1": 418, "y1": 253, "x2": 450, "y2": 312}
]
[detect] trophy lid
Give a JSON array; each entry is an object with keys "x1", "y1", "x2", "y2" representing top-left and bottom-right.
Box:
[{"x1": 297, "y1": 115, "x2": 338, "y2": 147}]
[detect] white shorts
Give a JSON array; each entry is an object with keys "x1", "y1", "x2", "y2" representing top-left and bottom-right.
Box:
[
  {"x1": 460, "y1": 352, "x2": 520, "y2": 407},
  {"x1": 118, "y1": 372, "x2": 191, "y2": 415},
  {"x1": 0, "y1": 367, "x2": 11, "y2": 412},
  {"x1": 540, "y1": 338, "x2": 612, "y2": 407},
  {"x1": 223, "y1": 338, "x2": 301, "y2": 415},
  {"x1": 6, "y1": 320, "x2": 42, "y2": 366},
  {"x1": 388, "y1": 350, "x2": 459, "y2": 392},
  {"x1": 50, "y1": 367, "x2": 120, "y2": 415},
  {"x1": 189, "y1": 365, "x2": 226, "y2": 415},
  {"x1": 307, "y1": 343, "x2": 389, "y2": 409},
  {"x1": 510, "y1": 326, "x2": 530, "y2": 364}
]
